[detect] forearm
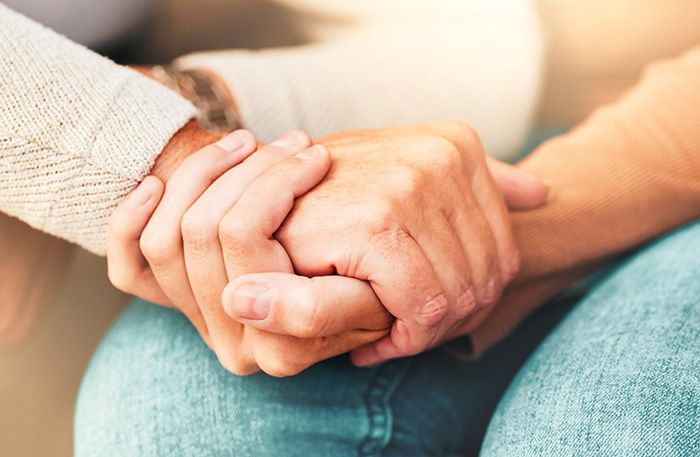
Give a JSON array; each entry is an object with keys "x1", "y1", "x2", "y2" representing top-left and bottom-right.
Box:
[
  {"x1": 173, "y1": 0, "x2": 543, "y2": 161},
  {"x1": 0, "y1": 4, "x2": 197, "y2": 255},
  {"x1": 469, "y1": 46, "x2": 700, "y2": 355}
]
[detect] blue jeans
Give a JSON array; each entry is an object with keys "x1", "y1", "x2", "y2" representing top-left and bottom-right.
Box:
[{"x1": 75, "y1": 222, "x2": 700, "y2": 456}]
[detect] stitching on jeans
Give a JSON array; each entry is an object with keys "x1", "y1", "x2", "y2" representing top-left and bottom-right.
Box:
[{"x1": 357, "y1": 359, "x2": 413, "y2": 457}]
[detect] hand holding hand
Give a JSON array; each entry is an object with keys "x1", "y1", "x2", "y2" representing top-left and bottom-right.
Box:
[
  {"x1": 224, "y1": 121, "x2": 547, "y2": 366},
  {"x1": 107, "y1": 131, "x2": 391, "y2": 376}
]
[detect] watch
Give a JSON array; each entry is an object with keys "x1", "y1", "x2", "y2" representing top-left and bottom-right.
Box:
[{"x1": 151, "y1": 65, "x2": 242, "y2": 133}]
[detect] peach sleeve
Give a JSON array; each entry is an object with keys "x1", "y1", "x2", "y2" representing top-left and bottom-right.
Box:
[{"x1": 468, "y1": 45, "x2": 700, "y2": 355}]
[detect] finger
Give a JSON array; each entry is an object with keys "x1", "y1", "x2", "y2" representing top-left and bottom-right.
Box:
[
  {"x1": 449, "y1": 188, "x2": 502, "y2": 305},
  {"x1": 204, "y1": 145, "x2": 330, "y2": 358},
  {"x1": 350, "y1": 177, "x2": 496, "y2": 367},
  {"x1": 249, "y1": 322, "x2": 389, "y2": 378},
  {"x1": 181, "y1": 132, "x2": 313, "y2": 359},
  {"x1": 416, "y1": 120, "x2": 518, "y2": 285},
  {"x1": 349, "y1": 232, "x2": 447, "y2": 366},
  {"x1": 351, "y1": 319, "x2": 421, "y2": 367},
  {"x1": 222, "y1": 273, "x2": 391, "y2": 338},
  {"x1": 405, "y1": 210, "x2": 483, "y2": 341},
  {"x1": 106, "y1": 176, "x2": 170, "y2": 305},
  {"x1": 218, "y1": 144, "x2": 332, "y2": 279},
  {"x1": 182, "y1": 131, "x2": 311, "y2": 311},
  {"x1": 140, "y1": 130, "x2": 257, "y2": 338},
  {"x1": 470, "y1": 159, "x2": 522, "y2": 282},
  {"x1": 486, "y1": 157, "x2": 548, "y2": 210}
]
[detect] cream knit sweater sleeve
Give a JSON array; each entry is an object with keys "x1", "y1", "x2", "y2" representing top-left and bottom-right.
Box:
[
  {"x1": 175, "y1": 0, "x2": 544, "y2": 161},
  {"x1": 0, "y1": 4, "x2": 197, "y2": 255}
]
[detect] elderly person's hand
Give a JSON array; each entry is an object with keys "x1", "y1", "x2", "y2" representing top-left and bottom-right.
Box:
[
  {"x1": 106, "y1": 130, "x2": 391, "y2": 376},
  {"x1": 108, "y1": 121, "x2": 546, "y2": 374},
  {"x1": 223, "y1": 121, "x2": 547, "y2": 366}
]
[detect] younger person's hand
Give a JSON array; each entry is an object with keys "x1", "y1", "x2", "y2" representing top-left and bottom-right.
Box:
[{"x1": 106, "y1": 130, "x2": 391, "y2": 376}]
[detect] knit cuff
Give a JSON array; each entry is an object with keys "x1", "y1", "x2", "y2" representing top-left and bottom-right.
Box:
[
  {"x1": 0, "y1": 77, "x2": 196, "y2": 256},
  {"x1": 77, "y1": 75, "x2": 198, "y2": 255},
  {"x1": 0, "y1": 4, "x2": 198, "y2": 255}
]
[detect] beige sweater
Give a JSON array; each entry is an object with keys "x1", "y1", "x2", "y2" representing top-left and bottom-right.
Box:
[
  {"x1": 0, "y1": 4, "x2": 196, "y2": 254},
  {"x1": 0, "y1": 1, "x2": 544, "y2": 254}
]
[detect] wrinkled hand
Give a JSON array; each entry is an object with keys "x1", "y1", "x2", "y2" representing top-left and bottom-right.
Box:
[
  {"x1": 224, "y1": 121, "x2": 547, "y2": 366},
  {"x1": 107, "y1": 130, "x2": 391, "y2": 377}
]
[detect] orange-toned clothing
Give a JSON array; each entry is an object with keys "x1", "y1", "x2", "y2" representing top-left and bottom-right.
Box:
[{"x1": 471, "y1": 46, "x2": 700, "y2": 355}]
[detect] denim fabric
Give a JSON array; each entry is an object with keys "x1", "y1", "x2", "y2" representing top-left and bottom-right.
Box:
[
  {"x1": 74, "y1": 291, "x2": 570, "y2": 456},
  {"x1": 482, "y1": 221, "x2": 700, "y2": 457},
  {"x1": 74, "y1": 222, "x2": 700, "y2": 456}
]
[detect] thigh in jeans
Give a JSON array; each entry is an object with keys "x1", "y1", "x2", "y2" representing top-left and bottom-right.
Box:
[
  {"x1": 75, "y1": 300, "x2": 398, "y2": 457},
  {"x1": 75, "y1": 290, "x2": 572, "y2": 456},
  {"x1": 482, "y1": 221, "x2": 700, "y2": 457}
]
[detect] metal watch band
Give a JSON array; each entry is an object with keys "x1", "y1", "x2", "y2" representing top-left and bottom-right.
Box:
[{"x1": 151, "y1": 65, "x2": 242, "y2": 133}]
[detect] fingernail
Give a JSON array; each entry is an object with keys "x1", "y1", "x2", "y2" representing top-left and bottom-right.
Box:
[
  {"x1": 215, "y1": 131, "x2": 247, "y2": 153},
  {"x1": 295, "y1": 145, "x2": 325, "y2": 160},
  {"x1": 271, "y1": 131, "x2": 303, "y2": 149},
  {"x1": 131, "y1": 179, "x2": 155, "y2": 207},
  {"x1": 231, "y1": 283, "x2": 272, "y2": 320}
]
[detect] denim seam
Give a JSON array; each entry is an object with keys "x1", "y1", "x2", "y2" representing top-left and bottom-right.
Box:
[{"x1": 357, "y1": 359, "x2": 413, "y2": 457}]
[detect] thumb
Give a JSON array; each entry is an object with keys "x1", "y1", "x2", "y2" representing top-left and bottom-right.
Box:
[
  {"x1": 486, "y1": 157, "x2": 549, "y2": 210},
  {"x1": 222, "y1": 273, "x2": 392, "y2": 338}
]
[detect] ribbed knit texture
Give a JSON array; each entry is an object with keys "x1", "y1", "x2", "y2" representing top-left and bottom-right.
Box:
[
  {"x1": 0, "y1": 4, "x2": 197, "y2": 254},
  {"x1": 174, "y1": 0, "x2": 544, "y2": 162},
  {"x1": 470, "y1": 45, "x2": 700, "y2": 355}
]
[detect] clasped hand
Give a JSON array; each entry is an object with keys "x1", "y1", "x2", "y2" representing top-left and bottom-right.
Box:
[{"x1": 106, "y1": 121, "x2": 547, "y2": 376}]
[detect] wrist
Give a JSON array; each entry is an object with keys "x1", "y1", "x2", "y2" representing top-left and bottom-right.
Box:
[
  {"x1": 151, "y1": 65, "x2": 242, "y2": 134},
  {"x1": 151, "y1": 120, "x2": 223, "y2": 182},
  {"x1": 129, "y1": 65, "x2": 227, "y2": 182}
]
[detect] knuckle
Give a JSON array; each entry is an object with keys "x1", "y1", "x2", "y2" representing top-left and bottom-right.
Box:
[
  {"x1": 415, "y1": 293, "x2": 450, "y2": 327},
  {"x1": 387, "y1": 164, "x2": 425, "y2": 197},
  {"x1": 431, "y1": 141, "x2": 464, "y2": 178},
  {"x1": 452, "y1": 287, "x2": 478, "y2": 319},
  {"x1": 477, "y1": 277, "x2": 504, "y2": 308},
  {"x1": 360, "y1": 199, "x2": 398, "y2": 235},
  {"x1": 371, "y1": 225, "x2": 412, "y2": 260},
  {"x1": 181, "y1": 209, "x2": 217, "y2": 250},
  {"x1": 297, "y1": 338, "x2": 327, "y2": 365},
  {"x1": 292, "y1": 319, "x2": 323, "y2": 340},
  {"x1": 139, "y1": 230, "x2": 174, "y2": 266},
  {"x1": 400, "y1": 338, "x2": 429, "y2": 357},
  {"x1": 106, "y1": 268, "x2": 133, "y2": 293},
  {"x1": 257, "y1": 354, "x2": 303, "y2": 378},
  {"x1": 218, "y1": 351, "x2": 258, "y2": 377},
  {"x1": 218, "y1": 217, "x2": 252, "y2": 254},
  {"x1": 390, "y1": 320, "x2": 430, "y2": 356},
  {"x1": 504, "y1": 246, "x2": 522, "y2": 281},
  {"x1": 440, "y1": 120, "x2": 483, "y2": 161},
  {"x1": 294, "y1": 282, "x2": 330, "y2": 338},
  {"x1": 444, "y1": 120, "x2": 479, "y2": 144},
  {"x1": 254, "y1": 336, "x2": 318, "y2": 377}
]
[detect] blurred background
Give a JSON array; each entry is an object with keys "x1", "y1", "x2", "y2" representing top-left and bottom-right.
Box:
[{"x1": 1, "y1": 1, "x2": 700, "y2": 456}]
